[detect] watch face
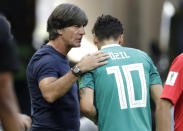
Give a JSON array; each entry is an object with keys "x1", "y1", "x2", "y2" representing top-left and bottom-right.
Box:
[
  {"x1": 71, "y1": 65, "x2": 82, "y2": 77},
  {"x1": 73, "y1": 66, "x2": 80, "y2": 73}
]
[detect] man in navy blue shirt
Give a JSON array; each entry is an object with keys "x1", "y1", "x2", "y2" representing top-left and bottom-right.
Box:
[{"x1": 27, "y1": 3, "x2": 109, "y2": 131}]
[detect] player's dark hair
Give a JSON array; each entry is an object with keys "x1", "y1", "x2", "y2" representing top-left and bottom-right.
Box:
[{"x1": 92, "y1": 14, "x2": 123, "y2": 42}]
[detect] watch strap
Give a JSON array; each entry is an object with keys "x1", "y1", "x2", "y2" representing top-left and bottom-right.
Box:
[{"x1": 71, "y1": 65, "x2": 82, "y2": 77}]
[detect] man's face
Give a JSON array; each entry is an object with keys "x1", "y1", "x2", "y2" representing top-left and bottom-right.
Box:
[{"x1": 60, "y1": 25, "x2": 85, "y2": 48}]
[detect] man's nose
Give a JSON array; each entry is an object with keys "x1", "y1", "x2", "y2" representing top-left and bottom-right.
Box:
[{"x1": 79, "y1": 26, "x2": 85, "y2": 35}]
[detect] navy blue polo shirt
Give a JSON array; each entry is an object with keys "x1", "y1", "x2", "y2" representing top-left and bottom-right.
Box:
[{"x1": 27, "y1": 44, "x2": 80, "y2": 131}]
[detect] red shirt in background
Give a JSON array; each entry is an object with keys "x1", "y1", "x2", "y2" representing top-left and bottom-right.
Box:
[{"x1": 161, "y1": 53, "x2": 183, "y2": 131}]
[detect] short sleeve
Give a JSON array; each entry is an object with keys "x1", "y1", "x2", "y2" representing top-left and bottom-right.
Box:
[
  {"x1": 34, "y1": 56, "x2": 59, "y2": 82},
  {"x1": 148, "y1": 56, "x2": 162, "y2": 85},
  {"x1": 161, "y1": 55, "x2": 183, "y2": 105},
  {"x1": 78, "y1": 72, "x2": 94, "y2": 90}
]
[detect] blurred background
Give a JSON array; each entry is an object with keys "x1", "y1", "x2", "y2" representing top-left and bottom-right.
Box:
[{"x1": 0, "y1": 0, "x2": 182, "y2": 130}]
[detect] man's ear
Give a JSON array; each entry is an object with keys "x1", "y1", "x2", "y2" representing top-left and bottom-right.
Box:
[
  {"x1": 119, "y1": 35, "x2": 123, "y2": 46},
  {"x1": 57, "y1": 29, "x2": 63, "y2": 36}
]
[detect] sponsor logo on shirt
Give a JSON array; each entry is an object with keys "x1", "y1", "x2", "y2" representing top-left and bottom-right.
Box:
[{"x1": 165, "y1": 71, "x2": 178, "y2": 86}]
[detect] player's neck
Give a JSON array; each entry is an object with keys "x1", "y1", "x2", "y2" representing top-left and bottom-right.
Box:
[{"x1": 99, "y1": 39, "x2": 119, "y2": 49}]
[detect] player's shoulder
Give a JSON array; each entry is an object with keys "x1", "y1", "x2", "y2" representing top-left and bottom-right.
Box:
[
  {"x1": 125, "y1": 47, "x2": 154, "y2": 65},
  {"x1": 171, "y1": 53, "x2": 183, "y2": 67},
  {"x1": 175, "y1": 53, "x2": 183, "y2": 61},
  {"x1": 124, "y1": 46, "x2": 148, "y2": 56}
]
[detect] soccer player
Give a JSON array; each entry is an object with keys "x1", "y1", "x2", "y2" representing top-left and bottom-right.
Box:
[
  {"x1": 79, "y1": 14, "x2": 163, "y2": 131},
  {"x1": 159, "y1": 53, "x2": 183, "y2": 131}
]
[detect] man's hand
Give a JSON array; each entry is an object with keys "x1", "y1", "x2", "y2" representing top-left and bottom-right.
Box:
[
  {"x1": 19, "y1": 114, "x2": 32, "y2": 131},
  {"x1": 78, "y1": 51, "x2": 109, "y2": 73}
]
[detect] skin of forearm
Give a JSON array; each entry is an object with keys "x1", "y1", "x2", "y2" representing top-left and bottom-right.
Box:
[
  {"x1": 0, "y1": 109, "x2": 20, "y2": 131},
  {"x1": 157, "y1": 99, "x2": 172, "y2": 131},
  {"x1": 40, "y1": 71, "x2": 78, "y2": 103},
  {"x1": 155, "y1": 105, "x2": 161, "y2": 131},
  {"x1": 83, "y1": 106, "x2": 97, "y2": 124},
  {"x1": 0, "y1": 73, "x2": 21, "y2": 131},
  {"x1": 79, "y1": 88, "x2": 98, "y2": 124}
]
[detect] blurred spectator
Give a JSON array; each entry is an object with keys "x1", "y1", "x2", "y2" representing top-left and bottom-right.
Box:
[
  {"x1": 0, "y1": 14, "x2": 31, "y2": 131},
  {"x1": 0, "y1": 0, "x2": 36, "y2": 115}
]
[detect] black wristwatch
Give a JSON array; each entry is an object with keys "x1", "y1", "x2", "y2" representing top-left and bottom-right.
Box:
[{"x1": 71, "y1": 65, "x2": 82, "y2": 77}]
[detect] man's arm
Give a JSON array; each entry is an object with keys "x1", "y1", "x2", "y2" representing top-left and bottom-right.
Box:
[
  {"x1": 79, "y1": 88, "x2": 97, "y2": 124},
  {"x1": 150, "y1": 84, "x2": 163, "y2": 131},
  {"x1": 0, "y1": 72, "x2": 32, "y2": 131},
  {"x1": 0, "y1": 72, "x2": 20, "y2": 131},
  {"x1": 158, "y1": 99, "x2": 173, "y2": 131},
  {"x1": 39, "y1": 51, "x2": 109, "y2": 103},
  {"x1": 18, "y1": 113, "x2": 32, "y2": 131}
]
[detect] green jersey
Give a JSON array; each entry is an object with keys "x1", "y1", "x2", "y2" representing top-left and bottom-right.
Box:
[{"x1": 79, "y1": 44, "x2": 162, "y2": 131}]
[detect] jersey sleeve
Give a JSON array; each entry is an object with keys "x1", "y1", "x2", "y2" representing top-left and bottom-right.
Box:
[
  {"x1": 148, "y1": 55, "x2": 162, "y2": 85},
  {"x1": 161, "y1": 55, "x2": 183, "y2": 105},
  {"x1": 78, "y1": 72, "x2": 94, "y2": 90}
]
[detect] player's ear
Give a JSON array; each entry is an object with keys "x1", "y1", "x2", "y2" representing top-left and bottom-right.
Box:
[
  {"x1": 119, "y1": 35, "x2": 123, "y2": 46},
  {"x1": 93, "y1": 35, "x2": 99, "y2": 46}
]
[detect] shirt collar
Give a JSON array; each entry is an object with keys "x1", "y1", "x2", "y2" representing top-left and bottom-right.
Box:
[{"x1": 101, "y1": 43, "x2": 121, "y2": 49}]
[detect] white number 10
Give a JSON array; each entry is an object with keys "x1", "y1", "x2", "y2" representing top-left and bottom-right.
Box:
[{"x1": 106, "y1": 63, "x2": 147, "y2": 109}]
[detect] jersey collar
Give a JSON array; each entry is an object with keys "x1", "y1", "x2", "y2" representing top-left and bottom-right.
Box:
[{"x1": 101, "y1": 44, "x2": 121, "y2": 49}]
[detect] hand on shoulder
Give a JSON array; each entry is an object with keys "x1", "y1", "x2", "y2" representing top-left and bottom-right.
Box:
[{"x1": 77, "y1": 51, "x2": 109, "y2": 73}]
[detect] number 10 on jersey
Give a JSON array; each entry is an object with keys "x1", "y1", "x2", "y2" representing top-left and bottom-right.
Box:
[{"x1": 106, "y1": 63, "x2": 147, "y2": 109}]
